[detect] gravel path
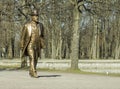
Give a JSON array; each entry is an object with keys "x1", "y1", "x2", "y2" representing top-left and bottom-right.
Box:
[{"x1": 0, "y1": 70, "x2": 120, "y2": 89}]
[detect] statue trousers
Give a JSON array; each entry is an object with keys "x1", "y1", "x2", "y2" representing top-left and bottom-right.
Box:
[{"x1": 27, "y1": 44, "x2": 38, "y2": 73}]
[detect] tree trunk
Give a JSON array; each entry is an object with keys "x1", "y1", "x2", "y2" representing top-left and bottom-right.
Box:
[
  {"x1": 90, "y1": 16, "x2": 98, "y2": 59},
  {"x1": 70, "y1": 4, "x2": 80, "y2": 69},
  {"x1": 7, "y1": 41, "x2": 13, "y2": 59},
  {"x1": 114, "y1": 15, "x2": 120, "y2": 59}
]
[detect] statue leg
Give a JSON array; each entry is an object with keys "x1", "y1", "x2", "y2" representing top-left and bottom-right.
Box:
[
  {"x1": 27, "y1": 47, "x2": 38, "y2": 78},
  {"x1": 34, "y1": 51, "x2": 38, "y2": 71}
]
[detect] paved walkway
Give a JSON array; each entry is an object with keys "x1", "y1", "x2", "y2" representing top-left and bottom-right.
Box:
[{"x1": 0, "y1": 70, "x2": 120, "y2": 89}]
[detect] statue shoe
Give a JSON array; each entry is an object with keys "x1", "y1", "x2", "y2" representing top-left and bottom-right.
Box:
[
  {"x1": 29, "y1": 70, "x2": 38, "y2": 78},
  {"x1": 29, "y1": 70, "x2": 34, "y2": 77},
  {"x1": 32, "y1": 71, "x2": 38, "y2": 78}
]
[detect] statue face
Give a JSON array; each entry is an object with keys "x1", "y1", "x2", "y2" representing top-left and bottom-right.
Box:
[{"x1": 32, "y1": 15, "x2": 38, "y2": 22}]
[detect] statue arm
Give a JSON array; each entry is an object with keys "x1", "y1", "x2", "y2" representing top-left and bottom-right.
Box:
[
  {"x1": 39, "y1": 23, "x2": 45, "y2": 48},
  {"x1": 39, "y1": 23, "x2": 44, "y2": 38},
  {"x1": 41, "y1": 24, "x2": 44, "y2": 38}
]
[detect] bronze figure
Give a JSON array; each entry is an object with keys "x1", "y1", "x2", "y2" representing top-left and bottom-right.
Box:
[{"x1": 20, "y1": 10, "x2": 44, "y2": 78}]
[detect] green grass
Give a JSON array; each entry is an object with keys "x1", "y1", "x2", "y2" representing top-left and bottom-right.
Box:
[
  {"x1": 37, "y1": 68, "x2": 120, "y2": 77},
  {"x1": 0, "y1": 65, "x2": 28, "y2": 70},
  {"x1": 0, "y1": 65, "x2": 120, "y2": 77}
]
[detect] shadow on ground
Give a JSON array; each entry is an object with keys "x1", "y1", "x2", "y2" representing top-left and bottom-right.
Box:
[
  {"x1": 0, "y1": 67, "x2": 62, "y2": 78},
  {"x1": 38, "y1": 75, "x2": 61, "y2": 78}
]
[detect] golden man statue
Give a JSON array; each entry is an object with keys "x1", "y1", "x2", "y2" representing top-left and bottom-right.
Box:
[{"x1": 20, "y1": 10, "x2": 44, "y2": 78}]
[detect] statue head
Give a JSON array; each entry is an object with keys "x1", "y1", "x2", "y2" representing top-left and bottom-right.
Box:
[
  {"x1": 31, "y1": 9, "x2": 39, "y2": 22},
  {"x1": 31, "y1": 9, "x2": 39, "y2": 16}
]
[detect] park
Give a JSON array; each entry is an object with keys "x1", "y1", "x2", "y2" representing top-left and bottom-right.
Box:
[{"x1": 0, "y1": 0, "x2": 120, "y2": 89}]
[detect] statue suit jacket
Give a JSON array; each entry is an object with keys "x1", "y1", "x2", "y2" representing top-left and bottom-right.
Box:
[{"x1": 20, "y1": 21, "x2": 44, "y2": 58}]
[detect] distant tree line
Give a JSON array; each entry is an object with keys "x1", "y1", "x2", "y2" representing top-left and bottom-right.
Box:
[{"x1": 0, "y1": 0, "x2": 120, "y2": 60}]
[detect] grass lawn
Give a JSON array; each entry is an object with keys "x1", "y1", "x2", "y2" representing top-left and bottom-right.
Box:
[{"x1": 0, "y1": 65, "x2": 120, "y2": 77}]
